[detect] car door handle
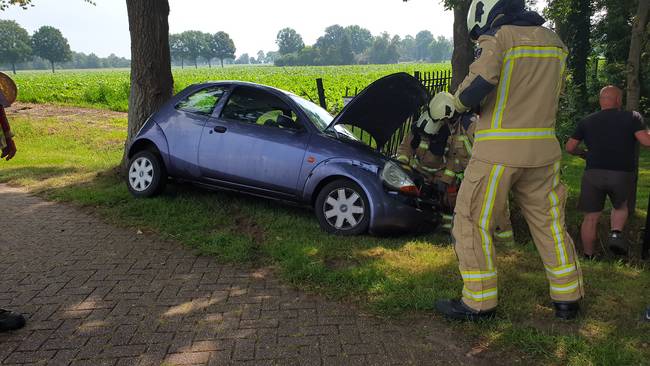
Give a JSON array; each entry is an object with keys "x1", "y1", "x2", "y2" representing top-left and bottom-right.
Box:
[{"x1": 213, "y1": 126, "x2": 227, "y2": 133}]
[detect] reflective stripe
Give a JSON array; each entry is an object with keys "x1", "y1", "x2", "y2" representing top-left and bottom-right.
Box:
[
  {"x1": 478, "y1": 165, "x2": 504, "y2": 270},
  {"x1": 495, "y1": 230, "x2": 513, "y2": 239},
  {"x1": 460, "y1": 136, "x2": 473, "y2": 156},
  {"x1": 461, "y1": 270, "x2": 497, "y2": 282},
  {"x1": 550, "y1": 280, "x2": 580, "y2": 294},
  {"x1": 463, "y1": 286, "x2": 498, "y2": 301},
  {"x1": 475, "y1": 128, "x2": 556, "y2": 141},
  {"x1": 442, "y1": 224, "x2": 452, "y2": 230},
  {"x1": 442, "y1": 214, "x2": 453, "y2": 221},
  {"x1": 545, "y1": 263, "x2": 576, "y2": 278},
  {"x1": 444, "y1": 169, "x2": 457, "y2": 178},
  {"x1": 548, "y1": 161, "x2": 568, "y2": 265},
  {"x1": 397, "y1": 155, "x2": 409, "y2": 164},
  {"x1": 420, "y1": 166, "x2": 439, "y2": 173},
  {"x1": 491, "y1": 46, "x2": 568, "y2": 129},
  {"x1": 419, "y1": 141, "x2": 430, "y2": 150}
]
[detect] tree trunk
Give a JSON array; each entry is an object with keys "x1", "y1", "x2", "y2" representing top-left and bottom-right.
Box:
[
  {"x1": 566, "y1": 0, "x2": 591, "y2": 112},
  {"x1": 123, "y1": 0, "x2": 173, "y2": 170},
  {"x1": 50, "y1": 60, "x2": 55, "y2": 73},
  {"x1": 194, "y1": 58, "x2": 198, "y2": 69},
  {"x1": 181, "y1": 58, "x2": 184, "y2": 69},
  {"x1": 625, "y1": 0, "x2": 649, "y2": 214},
  {"x1": 11, "y1": 62, "x2": 16, "y2": 75},
  {"x1": 450, "y1": 0, "x2": 473, "y2": 93},
  {"x1": 208, "y1": 59, "x2": 211, "y2": 68},
  {"x1": 220, "y1": 58, "x2": 224, "y2": 68},
  {"x1": 626, "y1": 0, "x2": 649, "y2": 112}
]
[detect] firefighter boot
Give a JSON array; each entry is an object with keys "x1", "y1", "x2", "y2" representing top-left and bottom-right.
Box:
[
  {"x1": 552, "y1": 301, "x2": 580, "y2": 320},
  {"x1": 435, "y1": 299, "x2": 496, "y2": 322},
  {"x1": 0, "y1": 309, "x2": 26, "y2": 332}
]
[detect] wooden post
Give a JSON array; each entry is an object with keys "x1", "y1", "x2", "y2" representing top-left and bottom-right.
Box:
[
  {"x1": 316, "y1": 78, "x2": 327, "y2": 110},
  {"x1": 641, "y1": 194, "x2": 650, "y2": 259}
]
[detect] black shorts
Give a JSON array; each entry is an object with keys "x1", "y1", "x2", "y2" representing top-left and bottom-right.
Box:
[{"x1": 578, "y1": 169, "x2": 634, "y2": 213}]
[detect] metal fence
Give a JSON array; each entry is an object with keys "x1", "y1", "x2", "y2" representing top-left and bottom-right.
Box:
[{"x1": 327, "y1": 69, "x2": 452, "y2": 157}]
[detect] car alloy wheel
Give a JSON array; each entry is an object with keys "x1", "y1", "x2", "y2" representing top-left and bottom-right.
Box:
[
  {"x1": 129, "y1": 156, "x2": 154, "y2": 192},
  {"x1": 323, "y1": 187, "x2": 365, "y2": 230}
]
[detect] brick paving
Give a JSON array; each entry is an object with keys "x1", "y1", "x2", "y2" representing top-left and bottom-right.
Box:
[{"x1": 0, "y1": 185, "x2": 487, "y2": 365}]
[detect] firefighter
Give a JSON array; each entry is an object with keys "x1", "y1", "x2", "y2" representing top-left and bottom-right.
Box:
[
  {"x1": 428, "y1": 92, "x2": 513, "y2": 242},
  {"x1": 435, "y1": 0, "x2": 584, "y2": 321},
  {"x1": 0, "y1": 72, "x2": 25, "y2": 333},
  {"x1": 395, "y1": 97, "x2": 450, "y2": 180}
]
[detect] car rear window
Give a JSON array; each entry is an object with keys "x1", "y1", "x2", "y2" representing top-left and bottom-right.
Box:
[{"x1": 176, "y1": 86, "x2": 227, "y2": 116}]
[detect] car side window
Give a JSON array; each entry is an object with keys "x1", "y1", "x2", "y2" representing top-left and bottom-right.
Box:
[
  {"x1": 221, "y1": 87, "x2": 302, "y2": 130},
  {"x1": 176, "y1": 86, "x2": 227, "y2": 116}
]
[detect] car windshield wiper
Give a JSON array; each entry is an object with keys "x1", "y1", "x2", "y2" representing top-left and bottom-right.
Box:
[{"x1": 324, "y1": 124, "x2": 341, "y2": 139}]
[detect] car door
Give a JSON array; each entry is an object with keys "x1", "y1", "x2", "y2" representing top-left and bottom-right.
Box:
[
  {"x1": 161, "y1": 85, "x2": 228, "y2": 178},
  {"x1": 197, "y1": 86, "x2": 310, "y2": 197}
]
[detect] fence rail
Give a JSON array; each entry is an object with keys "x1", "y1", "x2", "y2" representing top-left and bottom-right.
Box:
[{"x1": 322, "y1": 69, "x2": 452, "y2": 157}]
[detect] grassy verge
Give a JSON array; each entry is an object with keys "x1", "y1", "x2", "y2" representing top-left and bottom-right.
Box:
[{"x1": 1, "y1": 111, "x2": 649, "y2": 365}]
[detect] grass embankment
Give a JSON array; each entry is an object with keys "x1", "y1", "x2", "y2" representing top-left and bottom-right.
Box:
[
  {"x1": 1, "y1": 111, "x2": 649, "y2": 366},
  {"x1": 11, "y1": 64, "x2": 450, "y2": 113}
]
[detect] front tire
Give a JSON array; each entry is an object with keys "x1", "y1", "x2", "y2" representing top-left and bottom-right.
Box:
[
  {"x1": 315, "y1": 179, "x2": 370, "y2": 235},
  {"x1": 126, "y1": 150, "x2": 166, "y2": 198}
]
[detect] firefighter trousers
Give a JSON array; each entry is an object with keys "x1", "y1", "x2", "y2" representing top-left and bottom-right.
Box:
[{"x1": 452, "y1": 159, "x2": 584, "y2": 311}]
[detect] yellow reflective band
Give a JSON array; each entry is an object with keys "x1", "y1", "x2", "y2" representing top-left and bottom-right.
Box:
[
  {"x1": 444, "y1": 169, "x2": 457, "y2": 177},
  {"x1": 461, "y1": 270, "x2": 497, "y2": 282},
  {"x1": 419, "y1": 141, "x2": 430, "y2": 150},
  {"x1": 475, "y1": 128, "x2": 556, "y2": 141},
  {"x1": 492, "y1": 46, "x2": 568, "y2": 129},
  {"x1": 463, "y1": 138, "x2": 473, "y2": 156},
  {"x1": 397, "y1": 155, "x2": 410, "y2": 164},
  {"x1": 550, "y1": 280, "x2": 580, "y2": 294},
  {"x1": 478, "y1": 165, "x2": 504, "y2": 270},
  {"x1": 548, "y1": 161, "x2": 569, "y2": 266},
  {"x1": 545, "y1": 263, "x2": 576, "y2": 278},
  {"x1": 442, "y1": 214, "x2": 453, "y2": 221},
  {"x1": 463, "y1": 286, "x2": 498, "y2": 301},
  {"x1": 442, "y1": 224, "x2": 452, "y2": 230},
  {"x1": 495, "y1": 230, "x2": 513, "y2": 239}
]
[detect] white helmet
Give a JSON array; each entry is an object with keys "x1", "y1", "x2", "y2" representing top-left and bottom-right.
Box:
[{"x1": 467, "y1": 0, "x2": 525, "y2": 40}]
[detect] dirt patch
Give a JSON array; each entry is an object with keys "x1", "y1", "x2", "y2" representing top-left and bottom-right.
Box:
[{"x1": 5, "y1": 102, "x2": 126, "y2": 120}]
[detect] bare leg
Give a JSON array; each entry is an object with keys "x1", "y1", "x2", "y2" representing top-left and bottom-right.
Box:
[
  {"x1": 610, "y1": 202, "x2": 628, "y2": 232},
  {"x1": 581, "y1": 212, "x2": 601, "y2": 256}
]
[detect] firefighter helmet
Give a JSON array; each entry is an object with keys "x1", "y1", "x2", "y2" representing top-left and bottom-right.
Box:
[{"x1": 467, "y1": 0, "x2": 526, "y2": 40}]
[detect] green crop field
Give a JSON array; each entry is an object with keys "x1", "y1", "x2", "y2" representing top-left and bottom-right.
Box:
[{"x1": 10, "y1": 63, "x2": 451, "y2": 113}]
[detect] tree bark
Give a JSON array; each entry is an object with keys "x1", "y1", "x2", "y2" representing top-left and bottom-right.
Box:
[
  {"x1": 12, "y1": 62, "x2": 16, "y2": 75},
  {"x1": 625, "y1": 0, "x2": 649, "y2": 214},
  {"x1": 450, "y1": 0, "x2": 473, "y2": 93},
  {"x1": 626, "y1": 0, "x2": 649, "y2": 112},
  {"x1": 123, "y1": 0, "x2": 173, "y2": 169},
  {"x1": 51, "y1": 60, "x2": 55, "y2": 73},
  {"x1": 566, "y1": 0, "x2": 591, "y2": 112},
  {"x1": 220, "y1": 58, "x2": 224, "y2": 68}
]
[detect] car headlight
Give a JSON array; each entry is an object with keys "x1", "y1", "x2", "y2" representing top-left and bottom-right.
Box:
[{"x1": 381, "y1": 161, "x2": 420, "y2": 196}]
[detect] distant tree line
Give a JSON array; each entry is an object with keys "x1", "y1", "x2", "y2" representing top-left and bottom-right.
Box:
[
  {"x1": 0, "y1": 19, "x2": 129, "y2": 73},
  {"x1": 274, "y1": 25, "x2": 452, "y2": 66}
]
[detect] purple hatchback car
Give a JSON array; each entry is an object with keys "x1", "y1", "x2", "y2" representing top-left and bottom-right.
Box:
[{"x1": 126, "y1": 73, "x2": 439, "y2": 235}]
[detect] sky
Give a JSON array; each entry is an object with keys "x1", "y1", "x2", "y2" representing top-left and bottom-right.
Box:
[{"x1": 0, "y1": 0, "x2": 457, "y2": 59}]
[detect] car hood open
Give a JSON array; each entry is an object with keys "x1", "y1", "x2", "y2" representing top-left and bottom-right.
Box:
[{"x1": 328, "y1": 72, "x2": 429, "y2": 150}]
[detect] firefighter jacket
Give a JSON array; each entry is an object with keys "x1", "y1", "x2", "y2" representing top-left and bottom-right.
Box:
[
  {"x1": 0, "y1": 107, "x2": 12, "y2": 150},
  {"x1": 454, "y1": 25, "x2": 568, "y2": 168},
  {"x1": 439, "y1": 116, "x2": 476, "y2": 185},
  {"x1": 396, "y1": 123, "x2": 449, "y2": 178}
]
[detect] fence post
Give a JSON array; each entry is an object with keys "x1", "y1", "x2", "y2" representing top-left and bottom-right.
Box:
[
  {"x1": 316, "y1": 78, "x2": 327, "y2": 110},
  {"x1": 414, "y1": 71, "x2": 421, "y2": 81}
]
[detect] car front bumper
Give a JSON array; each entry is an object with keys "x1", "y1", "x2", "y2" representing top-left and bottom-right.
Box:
[{"x1": 368, "y1": 190, "x2": 440, "y2": 235}]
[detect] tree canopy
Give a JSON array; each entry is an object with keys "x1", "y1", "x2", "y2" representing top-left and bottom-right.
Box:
[
  {"x1": 0, "y1": 19, "x2": 32, "y2": 73},
  {"x1": 276, "y1": 28, "x2": 304, "y2": 55},
  {"x1": 31, "y1": 25, "x2": 71, "y2": 72}
]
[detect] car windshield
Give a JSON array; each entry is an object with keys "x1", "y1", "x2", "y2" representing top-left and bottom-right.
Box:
[
  {"x1": 290, "y1": 95, "x2": 358, "y2": 140},
  {"x1": 290, "y1": 95, "x2": 333, "y2": 130}
]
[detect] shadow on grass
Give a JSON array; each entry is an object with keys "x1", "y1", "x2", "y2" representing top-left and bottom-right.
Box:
[{"x1": 0, "y1": 166, "x2": 80, "y2": 184}]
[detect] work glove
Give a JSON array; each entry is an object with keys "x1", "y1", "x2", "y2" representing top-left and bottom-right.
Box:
[{"x1": 1, "y1": 137, "x2": 16, "y2": 161}]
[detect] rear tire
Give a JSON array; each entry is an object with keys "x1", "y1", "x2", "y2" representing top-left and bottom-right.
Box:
[
  {"x1": 126, "y1": 150, "x2": 166, "y2": 198},
  {"x1": 315, "y1": 179, "x2": 370, "y2": 235}
]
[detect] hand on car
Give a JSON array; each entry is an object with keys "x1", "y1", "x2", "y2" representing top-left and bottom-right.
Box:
[{"x1": 1, "y1": 137, "x2": 16, "y2": 161}]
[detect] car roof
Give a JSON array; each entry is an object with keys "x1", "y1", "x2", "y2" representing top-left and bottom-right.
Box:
[{"x1": 194, "y1": 80, "x2": 298, "y2": 98}]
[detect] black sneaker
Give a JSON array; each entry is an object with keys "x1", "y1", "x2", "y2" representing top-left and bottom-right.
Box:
[
  {"x1": 0, "y1": 309, "x2": 26, "y2": 332},
  {"x1": 435, "y1": 299, "x2": 496, "y2": 322},
  {"x1": 553, "y1": 301, "x2": 580, "y2": 320},
  {"x1": 645, "y1": 307, "x2": 650, "y2": 322},
  {"x1": 607, "y1": 232, "x2": 629, "y2": 256}
]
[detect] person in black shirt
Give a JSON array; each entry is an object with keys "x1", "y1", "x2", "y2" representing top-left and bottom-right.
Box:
[{"x1": 566, "y1": 86, "x2": 650, "y2": 258}]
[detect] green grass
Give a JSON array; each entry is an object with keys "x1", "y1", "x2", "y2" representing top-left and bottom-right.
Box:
[
  {"x1": 11, "y1": 64, "x2": 450, "y2": 113},
  {"x1": 2, "y1": 112, "x2": 649, "y2": 366}
]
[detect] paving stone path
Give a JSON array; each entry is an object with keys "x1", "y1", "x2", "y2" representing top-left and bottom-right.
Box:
[{"x1": 0, "y1": 185, "x2": 489, "y2": 365}]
